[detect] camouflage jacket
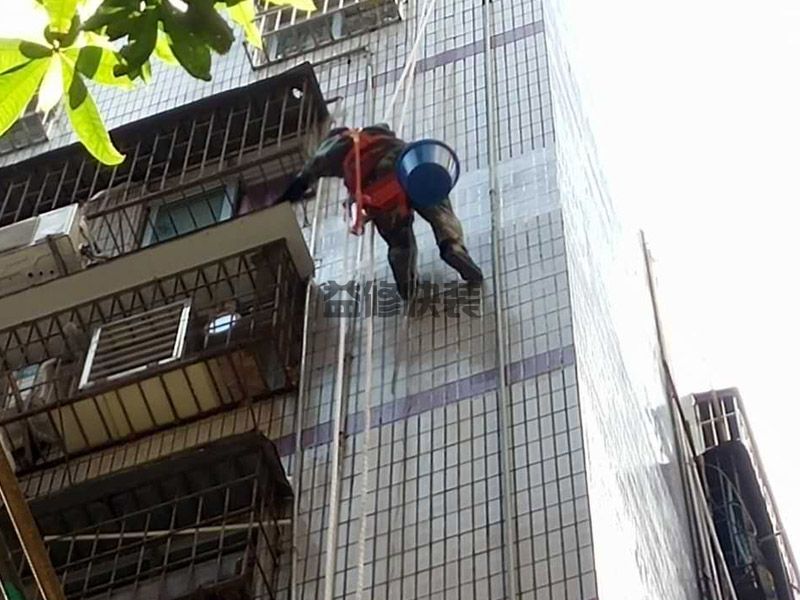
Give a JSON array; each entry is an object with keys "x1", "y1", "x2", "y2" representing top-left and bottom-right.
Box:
[{"x1": 299, "y1": 123, "x2": 407, "y2": 188}]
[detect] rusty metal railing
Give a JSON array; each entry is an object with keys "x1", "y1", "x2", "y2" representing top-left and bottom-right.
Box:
[{"x1": 0, "y1": 241, "x2": 305, "y2": 474}]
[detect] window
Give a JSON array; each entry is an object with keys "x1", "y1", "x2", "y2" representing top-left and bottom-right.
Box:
[
  {"x1": 4, "y1": 365, "x2": 39, "y2": 408},
  {"x1": 141, "y1": 183, "x2": 238, "y2": 247},
  {"x1": 207, "y1": 312, "x2": 240, "y2": 336},
  {"x1": 253, "y1": 0, "x2": 402, "y2": 66}
]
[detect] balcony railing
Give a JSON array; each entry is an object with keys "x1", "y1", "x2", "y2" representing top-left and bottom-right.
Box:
[
  {"x1": 248, "y1": 0, "x2": 402, "y2": 67},
  {"x1": 1, "y1": 432, "x2": 292, "y2": 600},
  {"x1": 693, "y1": 390, "x2": 800, "y2": 600},
  {"x1": 0, "y1": 240, "x2": 304, "y2": 474},
  {"x1": 0, "y1": 64, "x2": 327, "y2": 278}
]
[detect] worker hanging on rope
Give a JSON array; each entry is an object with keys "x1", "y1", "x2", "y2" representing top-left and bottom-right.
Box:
[{"x1": 278, "y1": 123, "x2": 484, "y2": 300}]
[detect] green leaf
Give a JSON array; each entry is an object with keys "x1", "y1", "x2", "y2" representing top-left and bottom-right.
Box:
[
  {"x1": 18, "y1": 41, "x2": 53, "y2": 60},
  {"x1": 81, "y1": 1, "x2": 131, "y2": 34},
  {"x1": 43, "y1": 0, "x2": 81, "y2": 34},
  {"x1": 117, "y1": 8, "x2": 158, "y2": 77},
  {"x1": 187, "y1": 0, "x2": 234, "y2": 55},
  {"x1": 79, "y1": 31, "x2": 119, "y2": 52},
  {"x1": 67, "y1": 45, "x2": 133, "y2": 88},
  {"x1": 220, "y1": 0, "x2": 261, "y2": 49},
  {"x1": 0, "y1": 58, "x2": 49, "y2": 137},
  {"x1": 60, "y1": 55, "x2": 125, "y2": 165},
  {"x1": 140, "y1": 59, "x2": 152, "y2": 82},
  {"x1": 160, "y1": 3, "x2": 212, "y2": 80},
  {"x1": 37, "y1": 54, "x2": 62, "y2": 113},
  {"x1": 0, "y1": 40, "x2": 31, "y2": 75},
  {"x1": 154, "y1": 30, "x2": 178, "y2": 65},
  {"x1": 168, "y1": 35, "x2": 211, "y2": 80}
]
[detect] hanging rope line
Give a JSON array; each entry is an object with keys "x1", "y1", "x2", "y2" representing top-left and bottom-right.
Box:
[
  {"x1": 354, "y1": 224, "x2": 376, "y2": 600},
  {"x1": 320, "y1": 2, "x2": 440, "y2": 596},
  {"x1": 321, "y1": 207, "x2": 356, "y2": 600},
  {"x1": 382, "y1": 0, "x2": 438, "y2": 129}
]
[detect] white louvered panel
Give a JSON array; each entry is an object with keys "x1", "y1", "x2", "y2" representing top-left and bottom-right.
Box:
[{"x1": 79, "y1": 299, "x2": 191, "y2": 388}]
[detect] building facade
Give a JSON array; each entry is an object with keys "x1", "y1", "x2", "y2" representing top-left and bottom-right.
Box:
[{"x1": 0, "y1": 0, "x2": 739, "y2": 599}]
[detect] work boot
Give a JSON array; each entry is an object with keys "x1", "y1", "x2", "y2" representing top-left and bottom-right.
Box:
[{"x1": 441, "y1": 243, "x2": 484, "y2": 283}]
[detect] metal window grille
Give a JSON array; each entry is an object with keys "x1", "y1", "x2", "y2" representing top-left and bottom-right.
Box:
[
  {"x1": 250, "y1": 0, "x2": 402, "y2": 66},
  {"x1": 692, "y1": 390, "x2": 800, "y2": 599},
  {"x1": 0, "y1": 65, "x2": 327, "y2": 261},
  {"x1": 1, "y1": 432, "x2": 292, "y2": 600},
  {"x1": 0, "y1": 241, "x2": 304, "y2": 472},
  {"x1": 140, "y1": 182, "x2": 238, "y2": 248},
  {"x1": 694, "y1": 391, "x2": 743, "y2": 450}
]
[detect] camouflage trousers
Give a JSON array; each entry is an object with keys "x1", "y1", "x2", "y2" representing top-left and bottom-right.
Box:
[{"x1": 371, "y1": 198, "x2": 471, "y2": 299}]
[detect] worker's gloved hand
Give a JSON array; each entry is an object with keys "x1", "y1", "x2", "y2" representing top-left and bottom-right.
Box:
[{"x1": 278, "y1": 175, "x2": 309, "y2": 203}]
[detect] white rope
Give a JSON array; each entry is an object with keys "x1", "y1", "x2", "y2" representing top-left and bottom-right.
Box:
[
  {"x1": 289, "y1": 178, "x2": 329, "y2": 600},
  {"x1": 322, "y1": 0, "x2": 439, "y2": 592},
  {"x1": 352, "y1": 0, "x2": 437, "y2": 593},
  {"x1": 290, "y1": 92, "x2": 351, "y2": 600},
  {"x1": 321, "y1": 216, "x2": 355, "y2": 600},
  {"x1": 354, "y1": 224, "x2": 376, "y2": 600},
  {"x1": 382, "y1": 0, "x2": 438, "y2": 128}
]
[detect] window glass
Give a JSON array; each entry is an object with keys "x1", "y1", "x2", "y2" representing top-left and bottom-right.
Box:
[
  {"x1": 4, "y1": 364, "x2": 39, "y2": 408},
  {"x1": 207, "y1": 312, "x2": 239, "y2": 336},
  {"x1": 143, "y1": 186, "x2": 234, "y2": 247}
]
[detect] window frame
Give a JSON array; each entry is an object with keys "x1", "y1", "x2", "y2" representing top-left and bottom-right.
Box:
[{"x1": 140, "y1": 180, "x2": 240, "y2": 248}]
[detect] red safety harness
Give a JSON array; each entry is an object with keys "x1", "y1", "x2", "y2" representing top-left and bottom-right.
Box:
[{"x1": 342, "y1": 129, "x2": 411, "y2": 235}]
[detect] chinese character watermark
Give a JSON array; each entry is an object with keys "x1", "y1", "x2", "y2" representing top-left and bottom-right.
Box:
[{"x1": 321, "y1": 280, "x2": 481, "y2": 318}]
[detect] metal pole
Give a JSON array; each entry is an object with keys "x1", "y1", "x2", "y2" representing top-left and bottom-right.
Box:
[
  {"x1": 482, "y1": 0, "x2": 519, "y2": 597},
  {"x1": 0, "y1": 448, "x2": 65, "y2": 600},
  {"x1": 640, "y1": 233, "x2": 738, "y2": 600}
]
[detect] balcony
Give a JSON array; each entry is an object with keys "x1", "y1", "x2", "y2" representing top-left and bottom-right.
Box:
[
  {"x1": 0, "y1": 240, "x2": 305, "y2": 474},
  {"x1": 248, "y1": 0, "x2": 402, "y2": 67},
  {"x1": 0, "y1": 432, "x2": 292, "y2": 600},
  {"x1": 691, "y1": 390, "x2": 800, "y2": 600},
  {"x1": 0, "y1": 63, "x2": 327, "y2": 300}
]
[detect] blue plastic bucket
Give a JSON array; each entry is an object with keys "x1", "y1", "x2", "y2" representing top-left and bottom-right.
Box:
[{"x1": 396, "y1": 139, "x2": 461, "y2": 208}]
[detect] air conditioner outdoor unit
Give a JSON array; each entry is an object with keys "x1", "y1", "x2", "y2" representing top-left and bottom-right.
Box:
[{"x1": 0, "y1": 204, "x2": 89, "y2": 298}]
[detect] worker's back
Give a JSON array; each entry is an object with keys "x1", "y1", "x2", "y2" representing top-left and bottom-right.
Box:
[{"x1": 298, "y1": 124, "x2": 403, "y2": 181}]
